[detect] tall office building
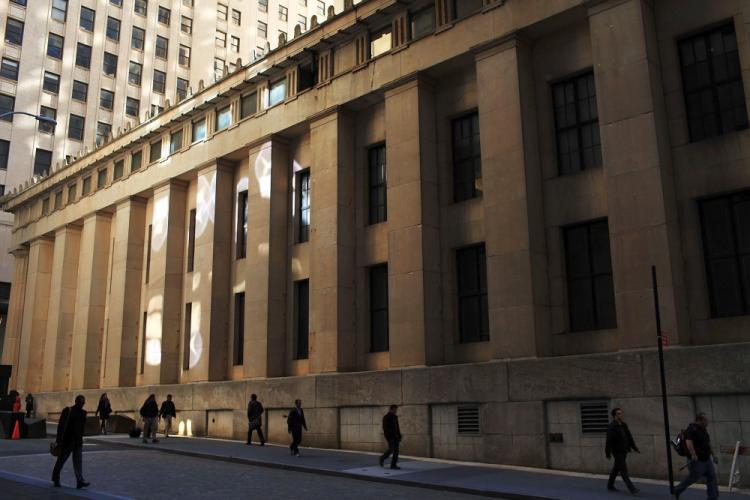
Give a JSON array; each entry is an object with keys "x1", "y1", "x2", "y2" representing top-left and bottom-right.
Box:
[{"x1": 0, "y1": 0, "x2": 337, "y2": 350}]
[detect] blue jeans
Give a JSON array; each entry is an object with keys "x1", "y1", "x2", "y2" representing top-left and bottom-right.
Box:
[{"x1": 674, "y1": 459, "x2": 718, "y2": 499}]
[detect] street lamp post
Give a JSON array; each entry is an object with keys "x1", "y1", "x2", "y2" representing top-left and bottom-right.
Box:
[{"x1": 0, "y1": 111, "x2": 57, "y2": 127}]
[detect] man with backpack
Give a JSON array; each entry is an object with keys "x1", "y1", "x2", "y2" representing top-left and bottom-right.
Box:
[
  {"x1": 673, "y1": 413, "x2": 718, "y2": 500},
  {"x1": 605, "y1": 407, "x2": 640, "y2": 494}
]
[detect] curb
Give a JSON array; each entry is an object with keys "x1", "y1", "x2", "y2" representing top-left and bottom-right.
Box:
[{"x1": 87, "y1": 438, "x2": 554, "y2": 500}]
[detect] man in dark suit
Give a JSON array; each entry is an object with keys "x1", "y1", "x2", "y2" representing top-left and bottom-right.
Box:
[
  {"x1": 287, "y1": 399, "x2": 307, "y2": 457},
  {"x1": 379, "y1": 405, "x2": 402, "y2": 469},
  {"x1": 246, "y1": 394, "x2": 265, "y2": 446},
  {"x1": 52, "y1": 395, "x2": 90, "y2": 489},
  {"x1": 605, "y1": 407, "x2": 640, "y2": 494}
]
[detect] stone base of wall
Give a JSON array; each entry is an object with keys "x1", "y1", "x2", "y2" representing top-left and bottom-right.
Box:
[{"x1": 30, "y1": 343, "x2": 750, "y2": 486}]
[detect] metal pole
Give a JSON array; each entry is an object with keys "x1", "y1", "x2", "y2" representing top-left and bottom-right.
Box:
[{"x1": 652, "y1": 265, "x2": 674, "y2": 492}]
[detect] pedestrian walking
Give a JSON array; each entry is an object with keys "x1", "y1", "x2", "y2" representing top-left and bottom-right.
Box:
[
  {"x1": 9, "y1": 392, "x2": 21, "y2": 439},
  {"x1": 287, "y1": 399, "x2": 307, "y2": 457},
  {"x1": 25, "y1": 393, "x2": 35, "y2": 418},
  {"x1": 379, "y1": 405, "x2": 402, "y2": 470},
  {"x1": 246, "y1": 394, "x2": 265, "y2": 446},
  {"x1": 95, "y1": 393, "x2": 112, "y2": 435},
  {"x1": 139, "y1": 394, "x2": 160, "y2": 444},
  {"x1": 605, "y1": 407, "x2": 640, "y2": 494},
  {"x1": 159, "y1": 394, "x2": 176, "y2": 438},
  {"x1": 51, "y1": 395, "x2": 90, "y2": 489},
  {"x1": 673, "y1": 413, "x2": 718, "y2": 500}
]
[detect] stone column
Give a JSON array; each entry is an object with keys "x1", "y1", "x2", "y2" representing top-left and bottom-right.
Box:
[
  {"x1": 188, "y1": 161, "x2": 233, "y2": 381},
  {"x1": 475, "y1": 34, "x2": 550, "y2": 358},
  {"x1": 102, "y1": 197, "x2": 146, "y2": 388},
  {"x1": 16, "y1": 238, "x2": 54, "y2": 393},
  {"x1": 245, "y1": 137, "x2": 289, "y2": 378},
  {"x1": 588, "y1": 0, "x2": 688, "y2": 346},
  {"x1": 41, "y1": 225, "x2": 81, "y2": 391},
  {"x1": 70, "y1": 212, "x2": 112, "y2": 390},
  {"x1": 1, "y1": 246, "x2": 29, "y2": 390},
  {"x1": 308, "y1": 108, "x2": 356, "y2": 373},
  {"x1": 142, "y1": 181, "x2": 187, "y2": 385},
  {"x1": 384, "y1": 74, "x2": 443, "y2": 367}
]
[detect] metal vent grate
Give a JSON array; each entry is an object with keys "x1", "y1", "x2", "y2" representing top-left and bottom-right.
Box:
[
  {"x1": 457, "y1": 404, "x2": 481, "y2": 435},
  {"x1": 580, "y1": 401, "x2": 610, "y2": 434}
]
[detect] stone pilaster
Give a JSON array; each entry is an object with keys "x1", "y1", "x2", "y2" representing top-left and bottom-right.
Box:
[
  {"x1": 1, "y1": 247, "x2": 29, "y2": 390},
  {"x1": 384, "y1": 74, "x2": 443, "y2": 367},
  {"x1": 245, "y1": 137, "x2": 289, "y2": 378},
  {"x1": 308, "y1": 108, "x2": 356, "y2": 373},
  {"x1": 142, "y1": 181, "x2": 187, "y2": 385},
  {"x1": 70, "y1": 213, "x2": 112, "y2": 390},
  {"x1": 16, "y1": 238, "x2": 54, "y2": 393},
  {"x1": 587, "y1": 0, "x2": 688, "y2": 347},
  {"x1": 475, "y1": 34, "x2": 550, "y2": 358},
  {"x1": 41, "y1": 225, "x2": 81, "y2": 391},
  {"x1": 188, "y1": 161, "x2": 233, "y2": 381},
  {"x1": 102, "y1": 197, "x2": 146, "y2": 388}
]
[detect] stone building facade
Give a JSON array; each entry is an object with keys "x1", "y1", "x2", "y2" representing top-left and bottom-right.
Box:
[{"x1": 2, "y1": 0, "x2": 750, "y2": 483}]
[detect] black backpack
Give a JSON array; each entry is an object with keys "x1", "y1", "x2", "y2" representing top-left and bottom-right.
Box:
[{"x1": 671, "y1": 429, "x2": 689, "y2": 456}]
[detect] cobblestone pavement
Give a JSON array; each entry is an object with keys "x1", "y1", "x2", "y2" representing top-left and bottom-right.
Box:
[{"x1": 0, "y1": 441, "x2": 483, "y2": 500}]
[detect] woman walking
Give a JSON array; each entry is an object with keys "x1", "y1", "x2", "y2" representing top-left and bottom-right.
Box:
[
  {"x1": 95, "y1": 394, "x2": 112, "y2": 435},
  {"x1": 139, "y1": 394, "x2": 159, "y2": 444}
]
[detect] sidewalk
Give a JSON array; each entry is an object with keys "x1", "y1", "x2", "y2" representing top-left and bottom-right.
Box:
[{"x1": 87, "y1": 433, "x2": 748, "y2": 500}]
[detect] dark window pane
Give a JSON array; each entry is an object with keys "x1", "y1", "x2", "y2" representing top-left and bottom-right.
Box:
[
  {"x1": 370, "y1": 264, "x2": 389, "y2": 352},
  {"x1": 552, "y1": 71, "x2": 601, "y2": 175},
  {"x1": 452, "y1": 112, "x2": 482, "y2": 202},
  {"x1": 456, "y1": 244, "x2": 489, "y2": 343},
  {"x1": 296, "y1": 280, "x2": 309, "y2": 359}
]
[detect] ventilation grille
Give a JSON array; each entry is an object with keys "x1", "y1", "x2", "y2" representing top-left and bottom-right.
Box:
[
  {"x1": 457, "y1": 404, "x2": 481, "y2": 435},
  {"x1": 580, "y1": 401, "x2": 610, "y2": 434}
]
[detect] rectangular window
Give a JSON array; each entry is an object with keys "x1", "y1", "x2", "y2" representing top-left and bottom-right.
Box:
[
  {"x1": 79, "y1": 6, "x2": 95, "y2": 31},
  {"x1": 233, "y1": 293, "x2": 245, "y2": 365},
  {"x1": 51, "y1": 0, "x2": 67, "y2": 22},
  {"x1": 96, "y1": 122, "x2": 111, "y2": 145},
  {"x1": 47, "y1": 33, "x2": 64, "y2": 59},
  {"x1": 564, "y1": 219, "x2": 616, "y2": 332},
  {"x1": 134, "y1": 0, "x2": 147, "y2": 16},
  {"x1": 158, "y1": 6, "x2": 170, "y2": 25},
  {"x1": 552, "y1": 72, "x2": 601, "y2": 175},
  {"x1": 179, "y1": 45, "x2": 190, "y2": 68},
  {"x1": 456, "y1": 244, "x2": 489, "y2": 343},
  {"x1": 38, "y1": 106, "x2": 56, "y2": 133},
  {"x1": 129, "y1": 61, "x2": 142, "y2": 85},
  {"x1": 268, "y1": 79, "x2": 285, "y2": 106},
  {"x1": 68, "y1": 114, "x2": 85, "y2": 140},
  {"x1": 149, "y1": 139, "x2": 162, "y2": 162},
  {"x1": 0, "y1": 140, "x2": 8, "y2": 170},
  {"x1": 452, "y1": 112, "x2": 482, "y2": 202},
  {"x1": 241, "y1": 92, "x2": 257, "y2": 118},
  {"x1": 103, "y1": 52, "x2": 117, "y2": 77},
  {"x1": 131, "y1": 150, "x2": 142, "y2": 172},
  {"x1": 181, "y1": 16, "x2": 192, "y2": 34},
  {"x1": 152, "y1": 105, "x2": 163, "y2": 117},
  {"x1": 370, "y1": 27, "x2": 391, "y2": 58},
  {"x1": 232, "y1": 9, "x2": 241, "y2": 25},
  {"x1": 33, "y1": 148, "x2": 52, "y2": 176},
  {"x1": 153, "y1": 70, "x2": 166, "y2": 93},
  {"x1": 297, "y1": 170, "x2": 310, "y2": 243},
  {"x1": 0, "y1": 94, "x2": 14, "y2": 121},
  {"x1": 278, "y1": 5, "x2": 287, "y2": 21},
  {"x1": 99, "y1": 89, "x2": 114, "y2": 110},
  {"x1": 368, "y1": 144, "x2": 387, "y2": 224},
  {"x1": 259, "y1": 0, "x2": 268, "y2": 13},
  {"x1": 43, "y1": 71, "x2": 60, "y2": 94},
  {"x1": 5, "y1": 18, "x2": 24, "y2": 45},
  {"x1": 76, "y1": 43, "x2": 92, "y2": 69},
  {"x1": 170, "y1": 129, "x2": 183, "y2": 154},
  {"x1": 67, "y1": 183, "x2": 77, "y2": 202},
  {"x1": 192, "y1": 118, "x2": 206, "y2": 142},
  {"x1": 182, "y1": 303, "x2": 192, "y2": 369},
  {"x1": 42, "y1": 198, "x2": 50, "y2": 216},
  {"x1": 258, "y1": 20, "x2": 267, "y2": 39},
  {"x1": 216, "y1": 30, "x2": 226, "y2": 48},
  {"x1": 182, "y1": 0, "x2": 192, "y2": 7},
  {"x1": 82, "y1": 175, "x2": 91, "y2": 195},
  {"x1": 110, "y1": 0, "x2": 122, "y2": 6},
  {"x1": 411, "y1": 5, "x2": 435, "y2": 39},
  {"x1": 177, "y1": 78, "x2": 189, "y2": 101},
  {"x1": 113, "y1": 159, "x2": 124, "y2": 180},
  {"x1": 97, "y1": 168, "x2": 108, "y2": 188},
  {"x1": 217, "y1": 3, "x2": 227, "y2": 20},
  {"x1": 131, "y1": 26, "x2": 145, "y2": 50},
  {"x1": 453, "y1": 0, "x2": 481, "y2": 19},
  {"x1": 295, "y1": 279, "x2": 309, "y2": 359},
  {"x1": 72, "y1": 80, "x2": 88, "y2": 101},
  {"x1": 317, "y1": 0, "x2": 326, "y2": 17},
  {"x1": 0, "y1": 58, "x2": 19, "y2": 81},
  {"x1": 215, "y1": 105, "x2": 231, "y2": 131},
  {"x1": 679, "y1": 22, "x2": 748, "y2": 142},
  {"x1": 155, "y1": 36, "x2": 168, "y2": 59},
  {"x1": 126, "y1": 97, "x2": 139, "y2": 117},
  {"x1": 236, "y1": 190, "x2": 248, "y2": 259},
  {"x1": 231, "y1": 36, "x2": 239, "y2": 52},
  {"x1": 214, "y1": 57, "x2": 225, "y2": 79},
  {"x1": 10, "y1": 0, "x2": 26, "y2": 6},
  {"x1": 186, "y1": 208, "x2": 196, "y2": 272},
  {"x1": 106, "y1": 16, "x2": 120, "y2": 40},
  {"x1": 297, "y1": 14, "x2": 307, "y2": 31},
  {"x1": 370, "y1": 264, "x2": 389, "y2": 352},
  {"x1": 699, "y1": 191, "x2": 750, "y2": 317},
  {"x1": 145, "y1": 224, "x2": 153, "y2": 283}
]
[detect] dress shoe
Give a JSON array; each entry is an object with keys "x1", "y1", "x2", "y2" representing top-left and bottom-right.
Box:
[
  {"x1": 76, "y1": 481, "x2": 90, "y2": 489},
  {"x1": 390, "y1": 465, "x2": 401, "y2": 470},
  {"x1": 52, "y1": 480, "x2": 61, "y2": 487}
]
